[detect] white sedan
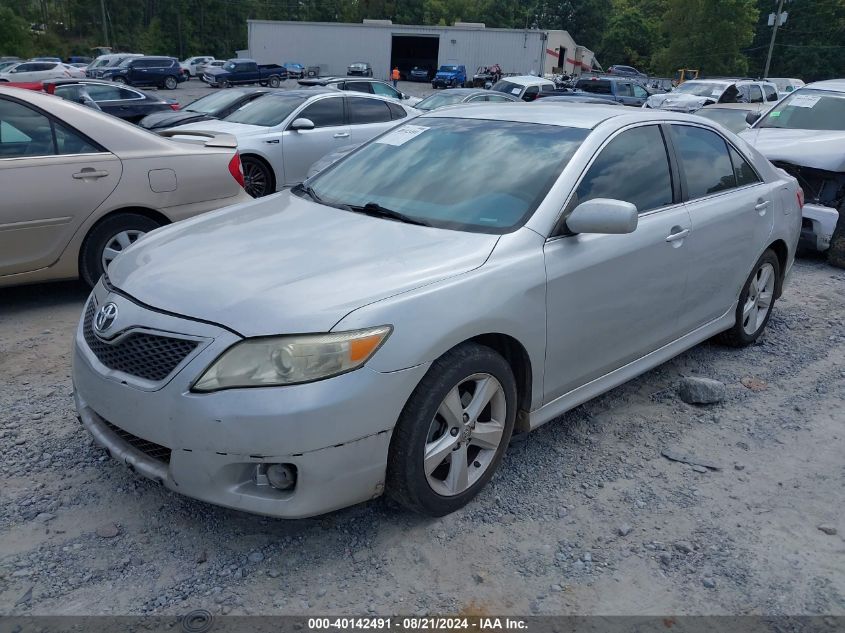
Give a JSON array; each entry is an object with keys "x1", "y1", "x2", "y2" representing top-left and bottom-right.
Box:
[
  {"x1": 169, "y1": 89, "x2": 420, "y2": 197},
  {"x1": 0, "y1": 61, "x2": 76, "y2": 83}
]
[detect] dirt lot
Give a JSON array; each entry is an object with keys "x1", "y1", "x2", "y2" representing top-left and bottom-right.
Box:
[{"x1": 0, "y1": 255, "x2": 843, "y2": 616}]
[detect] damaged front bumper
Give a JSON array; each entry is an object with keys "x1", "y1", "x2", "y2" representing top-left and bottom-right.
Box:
[{"x1": 772, "y1": 161, "x2": 843, "y2": 252}]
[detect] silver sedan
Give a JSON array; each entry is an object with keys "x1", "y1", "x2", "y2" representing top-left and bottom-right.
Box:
[{"x1": 73, "y1": 104, "x2": 801, "y2": 518}]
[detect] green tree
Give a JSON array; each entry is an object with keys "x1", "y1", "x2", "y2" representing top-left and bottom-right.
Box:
[
  {"x1": 599, "y1": 4, "x2": 659, "y2": 70},
  {"x1": 0, "y1": 6, "x2": 32, "y2": 57}
]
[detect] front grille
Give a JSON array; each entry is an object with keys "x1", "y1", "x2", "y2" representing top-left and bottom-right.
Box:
[
  {"x1": 102, "y1": 419, "x2": 172, "y2": 464},
  {"x1": 83, "y1": 300, "x2": 198, "y2": 382}
]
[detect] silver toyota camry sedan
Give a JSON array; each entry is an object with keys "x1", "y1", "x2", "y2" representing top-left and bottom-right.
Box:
[{"x1": 73, "y1": 104, "x2": 802, "y2": 518}]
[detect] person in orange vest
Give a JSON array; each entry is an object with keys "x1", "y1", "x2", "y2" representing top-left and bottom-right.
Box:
[{"x1": 391, "y1": 66, "x2": 400, "y2": 88}]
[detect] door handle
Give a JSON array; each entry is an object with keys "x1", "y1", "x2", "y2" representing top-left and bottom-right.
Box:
[
  {"x1": 755, "y1": 199, "x2": 770, "y2": 214},
  {"x1": 265, "y1": 139, "x2": 279, "y2": 144},
  {"x1": 73, "y1": 169, "x2": 109, "y2": 180},
  {"x1": 665, "y1": 227, "x2": 690, "y2": 242},
  {"x1": 333, "y1": 132, "x2": 350, "y2": 138}
]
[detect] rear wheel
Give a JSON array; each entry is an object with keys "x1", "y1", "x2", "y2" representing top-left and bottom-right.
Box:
[
  {"x1": 387, "y1": 343, "x2": 516, "y2": 516},
  {"x1": 717, "y1": 249, "x2": 780, "y2": 347},
  {"x1": 164, "y1": 75, "x2": 178, "y2": 90},
  {"x1": 241, "y1": 156, "x2": 274, "y2": 198},
  {"x1": 268, "y1": 75, "x2": 281, "y2": 88},
  {"x1": 80, "y1": 213, "x2": 162, "y2": 287}
]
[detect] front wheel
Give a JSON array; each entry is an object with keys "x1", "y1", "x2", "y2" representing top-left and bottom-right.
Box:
[
  {"x1": 164, "y1": 75, "x2": 178, "y2": 90},
  {"x1": 219, "y1": 79, "x2": 230, "y2": 89},
  {"x1": 386, "y1": 343, "x2": 517, "y2": 516},
  {"x1": 717, "y1": 249, "x2": 780, "y2": 347},
  {"x1": 240, "y1": 156, "x2": 274, "y2": 198},
  {"x1": 113, "y1": 76, "x2": 127, "y2": 84},
  {"x1": 80, "y1": 213, "x2": 162, "y2": 287}
]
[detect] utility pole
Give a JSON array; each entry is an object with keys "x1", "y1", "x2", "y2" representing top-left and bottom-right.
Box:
[
  {"x1": 763, "y1": 0, "x2": 786, "y2": 78},
  {"x1": 100, "y1": 0, "x2": 109, "y2": 47}
]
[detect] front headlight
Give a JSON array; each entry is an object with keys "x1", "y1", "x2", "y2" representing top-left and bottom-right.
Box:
[{"x1": 192, "y1": 326, "x2": 391, "y2": 392}]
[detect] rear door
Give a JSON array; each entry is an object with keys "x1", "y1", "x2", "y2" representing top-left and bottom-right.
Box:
[
  {"x1": 281, "y1": 96, "x2": 347, "y2": 185},
  {"x1": 668, "y1": 123, "x2": 776, "y2": 332},
  {"x1": 0, "y1": 96, "x2": 121, "y2": 277},
  {"x1": 615, "y1": 81, "x2": 637, "y2": 105}
]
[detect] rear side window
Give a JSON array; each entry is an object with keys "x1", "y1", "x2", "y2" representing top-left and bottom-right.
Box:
[
  {"x1": 748, "y1": 85, "x2": 763, "y2": 103},
  {"x1": 672, "y1": 125, "x2": 736, "y2": 199},
  {"x1": 728, "y1": 145, "x2": 760, "y2": 187},
  {"x1": 387, "y1": 102, "x2": 407, "y2": 120},
  {"x1": 616, "y1": 82, "x2": 633, "y2": 97},
  {"x1": 573, "y1": 125, "x2": 673, "y2": 214},
  {"x1": 347, "y1": 97, "x2": 391, "y2": 124},
  {"x1": 298, "y1": 97, "x2": 344, "y2": 128}
]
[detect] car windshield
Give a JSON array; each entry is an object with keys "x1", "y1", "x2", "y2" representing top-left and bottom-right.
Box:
[
  {"x1": 307, "y1": 117, "x2": 588, "y2": 233},
  {"x1": 674, "y1": 82, "x2": 728, "y2": 97},
  {"x1": 439, "y1": 66, "x2": 458, "y2": 72},
  {"x1": 224, "y1": 93, "x2": 308, "y2": 126},
  {"x1": 186, "y1": 90, "x2": 251, "y2": 114},
  {"x1": 491, "y1": 81, "x2": 524, "y2": 97},
  {"x1": 695, "y1": 108, "x2": 751, "y2": 134},
  {"x1": 758, "y1": 89, "x2": 845, "y2": 131},
  {"x1": 415, "y1": 92, "x2": 469, "y2": 111}
]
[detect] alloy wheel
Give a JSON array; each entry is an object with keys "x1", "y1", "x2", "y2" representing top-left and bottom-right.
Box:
[
  {"x1": 424, "y1": 373, "x2": 507, "y2": 497},
  {"x1": 101, "y1": 229, "x2": 145, "y2": 272},
  {"x1": 242, "y1": 160, "x2": 269, "y2": 198},
  {"x1": 741, "y1": 262, "x2": 775, "y2": 335},
  {"x1": 165, "y1": 76, "x2": 177, "y2": 90}
]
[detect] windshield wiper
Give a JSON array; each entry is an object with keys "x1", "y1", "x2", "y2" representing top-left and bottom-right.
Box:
[{"x1": 347, "y1": 202, "x2": 431, "y2": 227}]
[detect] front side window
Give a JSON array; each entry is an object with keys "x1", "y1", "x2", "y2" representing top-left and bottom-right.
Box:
[
  {"x1": 297, "y1": 97, "x2": 344, "y2": 128},
  {"x1": 672, "y1": 125, "x2": 736, "y2": 199},
  {"x1": 347, "y1": 97, "x2": 391, "y2": 124},
  {"x1": 0, "y1": 99, "x2": 99, "y2": 157},
  {"x1": 747, "y1": 85, "x2": 763, "y2": 103},
  {"x1": 523, "y1": 86, "x2": 540, "y2": 101},
  {"x1": 308, "y1": 118, "x2": 587, "y2": 233},
  {"x1": 758, "y1": 89, "x2": 845, "y2": 131},
  {"x1": 571, "y1": 125, "x2": 673, "y2": 215},
  {"x1": 577, "y1": 80, "x2": 612, "y2": 95},
  {"x1": 616, "y1": 82, "x2": 634, "y2": 97}
]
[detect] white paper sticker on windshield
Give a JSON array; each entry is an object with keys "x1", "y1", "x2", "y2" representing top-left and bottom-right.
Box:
[
  {"x1": 711, "y1": 89, "x2": 722, "y2": 97},
  {"x1": 376, "y1": 125, "x2": 430, "y2": 146},
  {"x1": 511, "y1": 88, "x2": 522, "y2": 95},
  {"x1": 787, "y1": 95, "x2": 820, "y2": 108}
]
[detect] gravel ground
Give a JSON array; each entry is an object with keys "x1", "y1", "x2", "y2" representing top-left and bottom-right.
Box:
[{"x1": 1, "y1": 252, "x2": 844, "y2": 617}]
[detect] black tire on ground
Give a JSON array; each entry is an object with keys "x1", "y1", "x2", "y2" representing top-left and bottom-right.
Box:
[
  {"x1": 826, "y1": 204, "x2": 845, "y2": 269},
  {"x1": 79, "y1": 213, "x2": 162, "y2": 287},
  {"x1": 240, "y1": 155, "x2": 275, "y2": 198},
  {"x1": 268, "y1": 75, "x2": 281, "y2": 88},
  {"x1": 386, "y1": 342, "x2": 517, "y2": 517},
  {"x1": 113, "y1": 76, "x2": 126, "y2": 84},
  {"x1": 164, "y1": 75, "x2": 178, "y2": 90},
  {"x1": 716, "y1": 249, "x2": 781, "y2": 347},
  {"x1": 220, "y1": 79, "x2": 230, "y2": 89},
  {"x1": 259, "y1": 81, "x2": 268, "y2": 87}
]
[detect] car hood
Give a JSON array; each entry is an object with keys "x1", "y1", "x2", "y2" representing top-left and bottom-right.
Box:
[
  {"x1": 107, "y1": 191, "x2": 500, "y2": 336},
  {"x1": 168, "y1": 119, "x2": 269, "y2": 137},
  {"x1": 140, "y1": 110, "x2": 214, "y2": 129},
  {"x1": 739, "y1": 127, "x2": 845, "y2": 172},
  {"x1": 204, "y1": 67, "x2": 227, "y2": 76}
]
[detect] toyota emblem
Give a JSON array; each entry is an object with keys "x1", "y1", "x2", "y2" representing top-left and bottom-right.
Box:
[{"x1": 94, "y1": 302, "x2": 118, "y2": 332}]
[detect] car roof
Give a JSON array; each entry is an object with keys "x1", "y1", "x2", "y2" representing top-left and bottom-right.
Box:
[
  {"x1": 500, "y1": 75, "x2": 554, "y2": 86},
  {"x1": 804, "y1": 79, "x2": 845, "y2": 93},
  {"x1": 421, "y1": 102, "x2": 689, "y2": 128}
]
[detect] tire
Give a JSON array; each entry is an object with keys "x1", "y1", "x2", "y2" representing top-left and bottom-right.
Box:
[
  {"x1": 268, "y1": 75, "x2": 281, "y2": 88},
  {"x1": 240, "y1": 155, "x2": 275, "y2": 198},
  {"x1": 826, "y1": 203, "x2": 845, "y2": 269},
  {"x1": 219, "y1": 79, "x2": 230, "y2": 89},
  {"x1": 113, "y1": 76, "x2": 127, "y2": 84},
  {"x1": 386, "y1": 342, "x2": 517, "y2": 516},
  {"x1": 164, "y1": 75, "x2": 178, "y2": 90},
  {"x1": 716, "y1": 249, "x2": 780, "y2": 347},
  {"x1": 79, "y1": 213, "x2": 162, "y2": 287}
]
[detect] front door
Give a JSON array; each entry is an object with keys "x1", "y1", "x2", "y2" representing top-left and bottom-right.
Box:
[
  {"x1": 282, "y1": 96, "x2": 348, "y2": 185},
  {"x1": 543, "y1": 124, "x2": 691, "y2": 402},
  {"x1": 345, "y1": 96, "x2": 399, "y2": 147},
  {"x1": 0, "y1": 96, "x2": 121, "y2": 277}
]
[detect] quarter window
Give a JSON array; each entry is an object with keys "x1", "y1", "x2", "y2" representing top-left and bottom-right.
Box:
[
  {"x1": 572, "y1": 125, "x2": 673, "y2": 214},
  {"x1": 386, "y1": 102, "x2": 407, "y2": 120},
  {"x1": 347, "y1": 96, "x2": 391, "y2": 124},
  {"x1": 298, "y1": 97, "x2": 345, "y2": 128},
  {"x1": 728, "y1": 145, "x2": 760, "y2": 187},
  {"x1": 371, "y1": 82, "x2": 399, "y2": 99},
  {"x1": 672, "y1": 125, "x2": 736, "y2": 198}
]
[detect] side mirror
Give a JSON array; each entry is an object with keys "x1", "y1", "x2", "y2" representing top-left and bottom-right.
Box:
[
  {"x1": 566, "y1": 198, "x2": 638, "y2": 235},
  {"x1": 290, "y1": 117, "x2": 315, "y2": 131},
  {"x1": 745, "y1": 111, "x2": 761, "y2": 125},
  {"x1": 401, "y1": 92, "x2": 409, "y2": 100}
]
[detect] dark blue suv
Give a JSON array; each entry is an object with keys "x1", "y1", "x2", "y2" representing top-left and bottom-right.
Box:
[{"x1": 103, "y1": 56, "x2": 186, "y2": 90}]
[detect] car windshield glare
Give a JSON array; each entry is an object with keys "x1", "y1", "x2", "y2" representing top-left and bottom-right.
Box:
[
  {"x1": 758, "y1": 89, "x2": 845, "y2": 131},
  {"x1": 224, "y1": 94, "x2": 308, "y2": 126},
  {"x1": 307, "y1": 118, "x2": 588, "y2": 233},
  {"x1": 416, "y1": 93, "x2": 468, "y2": 110},
  {"x1": 675, "y1": 82, "x2": 727, "y2": 97},
  {"x1": 187, "y1": 90, "x2": 250, "y2": 114},
  {"x1": 491, "y1": 81, "x2": 523, "y2": 96}
]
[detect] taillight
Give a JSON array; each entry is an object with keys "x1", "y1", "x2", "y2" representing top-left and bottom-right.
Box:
[
  {"x1": 169, "y1": 103, "x2": 180, "y2": 111},
  {"x1": 228, "y1": 153, "x2": 245, "y2": 188},
  {"x1": 796, "y1": 188, "x2": 804, "y2": 210},
  {"x1": 44, "y1": 83, "x2": 55, "y2": 94}
]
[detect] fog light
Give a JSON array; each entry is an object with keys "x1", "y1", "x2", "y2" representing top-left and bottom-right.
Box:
[{"x1": 266, "y1": 463, "x2": 297, "y2": 490}]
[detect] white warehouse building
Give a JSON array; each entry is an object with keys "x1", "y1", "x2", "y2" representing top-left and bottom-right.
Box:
[{"x1": 246, "y1": 19, "x2": 597, "y2": 81}]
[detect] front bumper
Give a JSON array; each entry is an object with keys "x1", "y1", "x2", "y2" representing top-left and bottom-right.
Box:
[
  {"x1": 72, "y1": 283, "x2": 429, "y2": 518},
  {"x1": 801, "y1": 202, "x2": 838, "y2": 252}
]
